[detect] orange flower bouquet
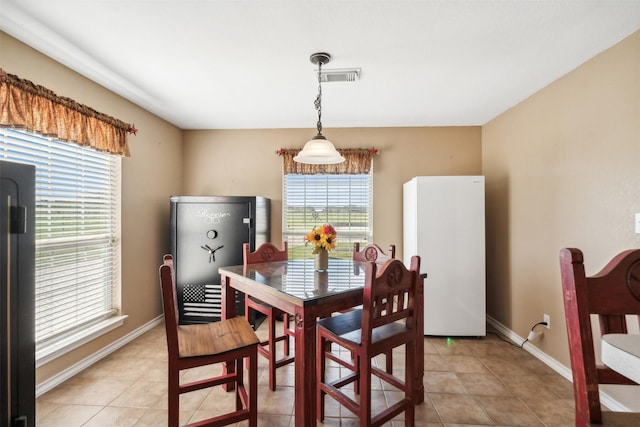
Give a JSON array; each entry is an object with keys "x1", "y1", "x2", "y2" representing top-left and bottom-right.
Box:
[{"x1": 304, "y1": 224, "x2": 337, "y2": 254}]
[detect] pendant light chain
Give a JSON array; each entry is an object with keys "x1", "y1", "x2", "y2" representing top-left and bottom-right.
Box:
[
  {"x1": 293, "y1": 52, "x2": 345, "y2": 164},
  {"x1": 314, "y1": 59, "x2": 323, "y2": 135}
]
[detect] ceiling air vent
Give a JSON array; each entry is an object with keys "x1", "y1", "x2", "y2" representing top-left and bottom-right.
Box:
[{"x1": 319, "y1": 68, "x2": 361, "y2": 83}]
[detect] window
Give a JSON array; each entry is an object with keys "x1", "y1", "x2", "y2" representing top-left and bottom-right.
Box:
[
  {"x1": 0, "y1": 128, "x2": 121, "y2": 359},
  {"x1": 283, "y1": 173, "x2": 372, "y2": 259}
]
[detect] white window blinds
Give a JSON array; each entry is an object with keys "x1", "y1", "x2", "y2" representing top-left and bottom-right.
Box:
[
  {"x1": 0, "y1": 128, "x2": 120, "y2": 348},
  {"x1": 283, "y1": 173, "x2": 372, "y2": 259}
]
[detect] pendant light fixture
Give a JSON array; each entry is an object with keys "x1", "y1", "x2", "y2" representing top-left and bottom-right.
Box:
[{"x1": 294, "y1": 52, "x2": 345, "y2": 164}]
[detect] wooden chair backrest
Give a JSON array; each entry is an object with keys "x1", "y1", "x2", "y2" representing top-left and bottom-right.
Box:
[
  {"x1": 353, "y1": 243, "x2": 396, "y2": 264},
  {"x1": 559, "y1": 247, "x2": 640, "y2": 424},
  {"x1": 159, "y1": 255, "x2": 179, "y2": 358},
  {"x1": 243, "y1": 242, "x2": 288, "y2": 265},
  {"x1": 361, "y1": 256, "x2": 420, "y2": 344}
]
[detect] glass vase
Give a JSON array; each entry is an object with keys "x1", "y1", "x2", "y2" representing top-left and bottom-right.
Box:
[{"x1": 314, "y1": 248, "x2": 328, "y2": 271}]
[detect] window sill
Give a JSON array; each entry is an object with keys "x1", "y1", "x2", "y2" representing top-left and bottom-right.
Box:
[{"x1": 36, "y1": 315, "x2": 128, "y2": 367}]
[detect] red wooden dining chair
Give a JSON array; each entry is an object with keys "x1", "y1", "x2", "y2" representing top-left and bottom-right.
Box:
[
  {"x1": 243, "y1": 242, "x2": 295, "y2": 391},
  {"x1": 317, "y1": 256, "x2": 421, "y2": 426},
  {"x1": 350, "y1": 243, "x2": 397, "y2": 379},
  {"x1": 159, "y1": 255, "x2": 259, "y2": 427},
  {"x1": 560, "y1": 248, "x2": 640, "y2": 426}
]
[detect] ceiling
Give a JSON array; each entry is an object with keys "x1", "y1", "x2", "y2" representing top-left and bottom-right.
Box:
[{"x1": 1, "y1": 1, "x2": 639, "y2": 130}]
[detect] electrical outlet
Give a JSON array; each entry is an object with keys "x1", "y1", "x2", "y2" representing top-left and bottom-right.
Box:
[{"x1": 543, "y1": 314, "x2": 550, "y2": 329}]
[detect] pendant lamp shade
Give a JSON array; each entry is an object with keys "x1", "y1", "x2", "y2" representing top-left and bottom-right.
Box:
[
  {"x1": 294, "y1": 135, "x2": 344, "y2": 164},
  {"x1": 294, "y1": 52, "x2": 345, "y2": 165}
]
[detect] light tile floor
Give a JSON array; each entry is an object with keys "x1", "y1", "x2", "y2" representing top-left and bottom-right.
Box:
[{"x1": 35, "y1": 321, "x2": 626, "y2": 426}]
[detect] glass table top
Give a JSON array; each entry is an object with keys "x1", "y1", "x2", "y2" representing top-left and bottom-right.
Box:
[{"x1": 220, "y1": 258, "x2": 368, "y2": 301}]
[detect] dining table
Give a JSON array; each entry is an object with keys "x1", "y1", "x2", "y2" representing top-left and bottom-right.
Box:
[{"x1": 219, "y1": 257, "x2": 424, "y2": 427}]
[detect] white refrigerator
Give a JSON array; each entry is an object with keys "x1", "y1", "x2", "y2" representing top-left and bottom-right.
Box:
[{"x1": 403, "y1": 176, "x2": 486, "y2": 337}]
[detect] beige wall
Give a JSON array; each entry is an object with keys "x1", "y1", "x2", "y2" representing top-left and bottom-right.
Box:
[
  {"x1": 0, "y1": 32, "x2": 184, "y2": 384},
  {"x1": 182, "y1": 126, "x2": 482, "y2": 260},
  {"x1": 482, "y1": 30, "x2": 640, "y2": 365}
]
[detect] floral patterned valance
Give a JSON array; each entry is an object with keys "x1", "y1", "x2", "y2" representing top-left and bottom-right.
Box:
[
  {"x1": 277, "y1": 147, "x2": 379, "y2": 174},
  {"x1": 0, "y1": 69, "x2": 135, "y2": 156}
]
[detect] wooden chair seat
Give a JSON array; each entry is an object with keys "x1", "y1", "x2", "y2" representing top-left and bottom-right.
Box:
[
  {"x1": 317, "y1": 309, "x2": 362, "y2": 337},
  {"x1": 560, "y1": 247, "x2": 640, "y2": 426},
  {"x1": 601, "y1": 334, "x2": 640, "y2": 384},
  {"x1": 317, "y1": 257, "x2": 421, "y2": 427},
  {"x1": 177, "y1": 317, "x2": 258, "y2": 358},
  {"x1": 160, "y1": 255, "x2": 259, "y2": 427}
]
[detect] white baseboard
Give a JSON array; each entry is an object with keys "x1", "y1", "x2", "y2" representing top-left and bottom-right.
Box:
[
  {"x1": 36, "y1": 315, "x2": 164, "y2": 397},
  {"x1": 485, "y1": 315, "x2": 634, "y2": 412},
  {"x1": 486, "y1": 315, "x2": 572, "y2": 380}
]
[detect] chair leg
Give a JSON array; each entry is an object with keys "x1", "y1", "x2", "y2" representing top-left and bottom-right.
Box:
[
  {"x1": 405, "y1": 341, "x2": 416, "y2": 427},
  {"x1": 268, "y1": 308, "x2": 277, "y2": 391},
  {"x1": 317, "y1": 334, "x2": 326, "y2": 422},
  {"x1": 359, "y1": 355, "x2": 372, "y2": 424},
  {"x1": 235, "y1": 356, "x2": 244, "y2": 411},
  {"x1": 245, "y1": 298, "x2": 252, "y2": 371},
  {"x1": 283, "y1": 313, "x2": 291, "y2": 357},
  {"x1": 354, "y1": 353, "x2": 360, "y2": 395},
  {"x1": 248, "y1": 348, "x2": 258, "y2": 427},
  {"x1": 168, "y1": 364, "x2": 179, "y2": 427}
]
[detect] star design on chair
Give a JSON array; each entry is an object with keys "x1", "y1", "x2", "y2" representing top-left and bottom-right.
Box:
[
  {"x1": 364, "y1": 246, "x2": 379, "y2": 261},
  {"x1": 627, "y1": 262, "x2": 640, "y2": 301},
  {"x1": 387, "y1": 264, "x2": 404, "y2": 286},
  {"x1": 260, "y1": 246, "x2": 276, "y2": 261}
]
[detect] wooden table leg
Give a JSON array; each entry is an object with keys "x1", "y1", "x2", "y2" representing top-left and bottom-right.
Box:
[{"x1": 293, "y1": 306, "x2": 317, "y2": 427}]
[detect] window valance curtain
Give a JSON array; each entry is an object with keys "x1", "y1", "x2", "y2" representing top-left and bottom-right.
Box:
[
  {"x1": 0, "y1": 69, "x2": 134, "y2": 156},
  {"x1": 277, "y1": 148, "x2": 379, "y2": 174}
]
